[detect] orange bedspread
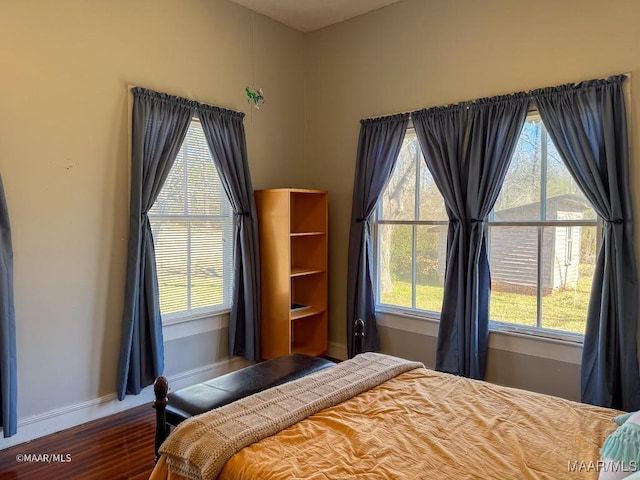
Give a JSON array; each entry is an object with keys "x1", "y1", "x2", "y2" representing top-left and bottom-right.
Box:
[{"x1": 151, "y1": 367, "x2": 619, "y2": 480}]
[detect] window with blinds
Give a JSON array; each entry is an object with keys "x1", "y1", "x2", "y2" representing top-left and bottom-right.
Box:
[{"x1": 149, "y1": 118, "x2": 234, "y2": 322}]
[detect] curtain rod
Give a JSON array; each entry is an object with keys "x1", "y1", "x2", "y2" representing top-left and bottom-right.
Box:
[
  {"x1": 361, "y1": 72, "x2": 631, "y2": 121},
  {"x1": 127, "y1": 84, "x2": 245, "y2": 117}
]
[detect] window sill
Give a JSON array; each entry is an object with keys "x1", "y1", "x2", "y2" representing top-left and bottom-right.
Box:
[
  {"x1": 376, "y1": 307, "x2": 583, "y2": 365},
  {"x1": 488, "y1": 322, "x2": 583, "y2": 346},
  {"x1": 162, "y1": 310, "x2": 230, "y2": 341}
]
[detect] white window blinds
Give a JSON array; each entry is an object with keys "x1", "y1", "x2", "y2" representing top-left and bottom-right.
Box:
[{"x1": 149, "y1": 119, "x2": 234, "y2": 321}]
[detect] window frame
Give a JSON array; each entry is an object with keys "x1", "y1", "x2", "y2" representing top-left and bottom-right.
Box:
[
  {"x1": 148, "y1": 117, "x2": 235, "y2": 324},
  {"x1": 485, "y1": 215, "x2": 601, "y2": 341},
  {"x1": 373, "y1": 126, "x2": 447, "y2": 319},
  {"x1": 487, "y1": 111, "x2": 601, "y2": 340},
  {"x1": 373, "y1": 116, "x2": 601, "y2": 342}
]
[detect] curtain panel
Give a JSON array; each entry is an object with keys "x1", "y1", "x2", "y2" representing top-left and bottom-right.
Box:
[
  {"x1": 412, "y1": 94, "x2": 529, "y2": 379},
  {"x1": 532, "y1": 75, "x2": 640, "y2": 410},
  {"x1": 117, "y1": 88, "x2": 196, "y2": 400},
  {"x1": 199, "y1": 105, "x2": 261, "y2": 360},
  {"x1": 346, "y1": 114, "x2": 409, "y2": 357},
  {"x1": 118, "y1": 88, "x2": 261, "y2": 400},
  {"x1": 0, "y1": 174, "x2": 16, "y2": 437}
]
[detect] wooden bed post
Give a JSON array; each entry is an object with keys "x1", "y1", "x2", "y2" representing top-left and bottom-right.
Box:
[
  {"x1": 153, "y1": 376, "x2": 169, "y2": 462},
  {"x1": 354, "y1": 318, "x2": 365, "y2": 356}
]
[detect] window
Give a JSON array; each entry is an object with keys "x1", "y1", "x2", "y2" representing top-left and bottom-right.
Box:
[
  {"x1": 374, "y1": 115, "x2": 599, "y2": 338},
  {"x1": 488, "y1": 114, "x2": 598, "y2": 336},
  {"x1": 149, "y1": 119, "x2": 234, "y2": 322},
  {"x1": 375, "y1": 128, "x2": 448, "y2": 314}
]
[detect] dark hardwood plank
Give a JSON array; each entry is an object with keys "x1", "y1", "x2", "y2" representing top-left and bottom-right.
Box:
[{"x1": 0, "y1": 404, "x2": 156, "y2": 480}]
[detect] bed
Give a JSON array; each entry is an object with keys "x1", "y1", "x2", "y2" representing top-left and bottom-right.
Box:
[{"x1": 149, "y1": 352, "x2": 622, "y2": 480}]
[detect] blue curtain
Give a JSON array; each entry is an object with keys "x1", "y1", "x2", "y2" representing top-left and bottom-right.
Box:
[
  {"x1": 117, "y1": 88, "x2": 195, "y2": 400},
  {"x1": 412, "y1": 94, "x2": 529, "y2": 379},
  {"x1": 346, "y1": 114, "x2": 409, "y2": 357},
  {"x1": 532, "y1": 75, "x2": 640, "y2": 410},
  {"x1": 0, "y1": 174, "x2": 16, "y2": 437},
  {"x1": 199, "y1": 105, "x2": 261, "y2": 360}
]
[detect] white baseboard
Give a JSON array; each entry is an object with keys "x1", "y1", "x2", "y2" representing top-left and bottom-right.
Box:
[
  {"x1": 327, "y1": 341, "x2": 347, "y2": 361},
  {"x1": 0, "y1": 356, "x2": 251, "y2": 449}
]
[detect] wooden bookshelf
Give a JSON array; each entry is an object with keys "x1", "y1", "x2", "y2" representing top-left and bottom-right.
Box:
[{"x1": 255, "y1": 189, "x2": 328, "y2": 359}]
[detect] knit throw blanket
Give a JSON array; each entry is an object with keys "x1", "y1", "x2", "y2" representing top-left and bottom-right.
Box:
[{"x1": 160, "y1": 352, "x2": 423, "y2": 480}]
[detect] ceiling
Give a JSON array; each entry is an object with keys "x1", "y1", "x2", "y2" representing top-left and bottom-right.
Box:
[{"x1": 230, "y1": 0, "x2": 403, "y2": 32}]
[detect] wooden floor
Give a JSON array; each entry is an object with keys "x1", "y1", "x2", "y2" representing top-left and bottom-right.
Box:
[{"x1": 0, "y1": 405, "x2": 156, "y2": 480}]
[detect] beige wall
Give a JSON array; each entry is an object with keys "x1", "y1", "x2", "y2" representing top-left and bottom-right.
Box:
[
  {"x1": 0, "y1": 0, "x2": 306, "y2": 422},
  {"x1": 306, "y1": 0, "x2": 640, "y2": 395}
]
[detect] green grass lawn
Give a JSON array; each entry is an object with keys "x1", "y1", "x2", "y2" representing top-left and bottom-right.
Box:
[{"x1": 380, "y1": 264, "x2": 594, "y2": 335}]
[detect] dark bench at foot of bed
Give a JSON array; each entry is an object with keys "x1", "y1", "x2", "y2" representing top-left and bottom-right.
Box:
[{"x1": 153, "y1": 354, "x2": 336, "y2": 460}]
